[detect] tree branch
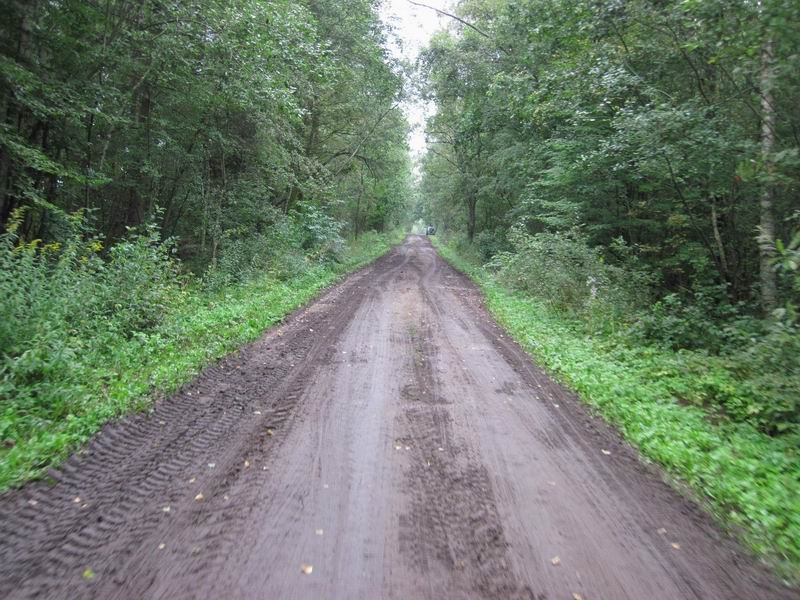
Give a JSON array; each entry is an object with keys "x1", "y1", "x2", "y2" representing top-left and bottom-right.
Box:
[{"x1": 406, "y1": 1, "x2": 492, "y2": 41}]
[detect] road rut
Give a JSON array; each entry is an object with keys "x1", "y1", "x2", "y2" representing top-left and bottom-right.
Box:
[{"x1": 0, "y1": 235, "x2": 796, "y2": 599}]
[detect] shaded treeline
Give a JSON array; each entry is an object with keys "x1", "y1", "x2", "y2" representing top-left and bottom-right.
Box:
[
  {"x1": 419, "y1": 0, "x2": 798, "y2": 311},
  {"x1": 0, "y1": 0, "x2": 411, "y2": 266}
]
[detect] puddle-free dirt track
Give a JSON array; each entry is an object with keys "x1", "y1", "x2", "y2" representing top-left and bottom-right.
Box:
[{"x1": 0, "y1": 235, "x2": 796, "y2": 599}]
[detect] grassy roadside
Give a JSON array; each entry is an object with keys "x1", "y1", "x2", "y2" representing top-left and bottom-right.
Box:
[
  {"x1": 432, "y1": 237, "x2": 800, "y2": 582},
  {"x1": 0, "y1": 231, "x2": 402, "y2": 491}
]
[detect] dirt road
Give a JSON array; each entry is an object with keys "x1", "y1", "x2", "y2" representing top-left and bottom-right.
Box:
[{"x1": 0, "y1": 236, "x2": 795, "y2": 599}]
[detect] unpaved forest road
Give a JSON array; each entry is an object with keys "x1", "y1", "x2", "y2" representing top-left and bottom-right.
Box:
[{"x1": 0, "y1": 236, "x2": 796, "y2": 600}]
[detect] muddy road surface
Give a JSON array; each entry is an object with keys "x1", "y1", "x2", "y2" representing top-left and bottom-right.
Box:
[{"x1": 0, "y1": 236, "x2": 796, "y2": 600}]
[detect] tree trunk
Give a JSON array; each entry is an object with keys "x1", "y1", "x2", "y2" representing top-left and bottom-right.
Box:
[
  {"x1": 354, "y1": 170, "x2": 363, "y2": 239},
  {"x1": 467, "y1": 197, "x2": 476, "y2": 242},
  {"x1": 758, "y1": 34, "x2": 777, "y2": 313},
  {"x1": 710, "y1": 197, "x2": 729, "y2": 282}
]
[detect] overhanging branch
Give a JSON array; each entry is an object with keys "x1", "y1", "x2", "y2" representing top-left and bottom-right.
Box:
[{"x1": 406, "y1": 1, "x2": 492, "y2": 41}]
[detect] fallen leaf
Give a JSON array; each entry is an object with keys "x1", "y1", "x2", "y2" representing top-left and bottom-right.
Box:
[
  {"x1": 266, "y1": 429, "x2": 274, "y2": 437},
  {"x1": 194, "y1": 493, "x2": 204, "y2": 501},
  {"x1": 657, "y1": 528, "x2": 667, "y2": 535},
  {"x1": 82, "y1": 568, "x2": 95, "y2": 581},
  {"x1": 671, "y1": 543, "x2": 681, "y2": 550},
  {"x1": 300, "y1": 564, "x2": 313, "y2": 575},
  {"x1": 601, "y1": 449, "x2": 611, "y2": 455},
  {"x1": 315, "y1": 529, "x2": 324, "y2": 536},
  {"x1": 551, "y1": 556, "x2": 561, "y2": 566}
]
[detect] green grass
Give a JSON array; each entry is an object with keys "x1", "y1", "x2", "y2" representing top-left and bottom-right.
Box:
[
  {"x1": 0, "y1": 230, "x2": 402, "y2": 491},
  {"x1": 432, "y1": 237, "x2": 800, "y2": 582}
]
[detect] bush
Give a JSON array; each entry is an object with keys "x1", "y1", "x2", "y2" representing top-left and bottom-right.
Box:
[
  {"x1": 629, "y1": 286, "x2": 759, "y2": 353},
  {"x1": 294, "y1": 201, "x2": 345, "y2": 261},
  {"x1": 0, "y1": 214, "x2": 181, "y2": 446},
  {"x1": 474, "y1": 228, "x2": 510, "y2": 262},
  {"x1": 205, "y1": 202, "x2": 346, "y2": 289},
  {"x1": 727, "y1": 315, "x2": 800, "y2": 434},
  {"x1": 487, "y1": 227, "x2": 649, "y2": 326},
  {"x1": 208, "y1": 224, "x2": 307, "y2": 288}
]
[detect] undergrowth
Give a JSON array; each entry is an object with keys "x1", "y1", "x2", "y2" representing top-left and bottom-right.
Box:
[
  {"x1": 0, "y1": 225, "x2": 402, "y2": 491},
  {"x1": 433, "y1": 237, "x2": 800, "y2": 582}
]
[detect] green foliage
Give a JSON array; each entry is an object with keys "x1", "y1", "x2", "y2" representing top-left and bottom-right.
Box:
[
  {"x1": 418, "y1": 0, "x2": 800, "y2": 320},
  {"x1": 0, "y1": 216, "x2": 181, "y2": 462},
  {"x1": 487, "y1": 227, "x2": 650, "y2": 325},
  {"x1": 435, "y1": 237, "x2": 800, "y2": 578},
  {"x1": 729, "y1": 316, "x2": 800, "y2": 434},
  {"x1": 474, "y1": 228, "x2": 510, "y2": 261},
  {"x1": 630, "y1": 287, "x2": 754, "y2": 352},
  {"x1": 1, "y1": 0, "x2": 411, "y2": 268}
]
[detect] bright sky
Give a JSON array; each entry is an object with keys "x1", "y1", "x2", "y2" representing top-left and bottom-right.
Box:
[{"x1": 379, "y1": 0, "x2": 452, "y2": 166}]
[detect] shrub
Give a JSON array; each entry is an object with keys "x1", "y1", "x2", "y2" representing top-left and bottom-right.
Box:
[
  {"x1": 628, "y1": 285, "x2": 758, "y2": 353},
  {"x1": 474, "y1": 228, "x2": 510, "y2": 262},
  {"x1": 0, "y1": 214, "x2": 181, "y2": 445},
  {"x1": 205, "y1": 213, "x2": 308, "y2": 288},
  {"x1": 727, "y1": 315, "x2": 800, "y2": 434},
  {"x1": 294, "y1": 201, "x2": 345, "y2": 261},
  {"x1": 487, "y1": 227, "x2": 649, "y2": 326}
]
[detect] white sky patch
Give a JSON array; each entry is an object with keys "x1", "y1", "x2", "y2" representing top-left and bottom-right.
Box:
[{"x1": 380, "y1": 0, "x2": 452, "y2": 170}]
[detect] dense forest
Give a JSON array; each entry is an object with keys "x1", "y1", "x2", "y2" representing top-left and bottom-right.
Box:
[
  {"x1": 419, "y1": 0, "x2": 799, "y2": 432},
  {"x1": 1, "y1": 0, "x2": 410, "y2": 254}
]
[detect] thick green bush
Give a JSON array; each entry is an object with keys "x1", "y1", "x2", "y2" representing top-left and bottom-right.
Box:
[
  {"x1": 487, "y1": 227, "x2": 650, "y2": 327},
  {"x1": 0, "y1": 216, "x2": 182, "y2": 448}
]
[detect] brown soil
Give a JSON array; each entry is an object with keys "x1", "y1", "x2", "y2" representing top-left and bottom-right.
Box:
[{"x1": 0, "y1": 235, "x2": 796, "y2": 599}]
